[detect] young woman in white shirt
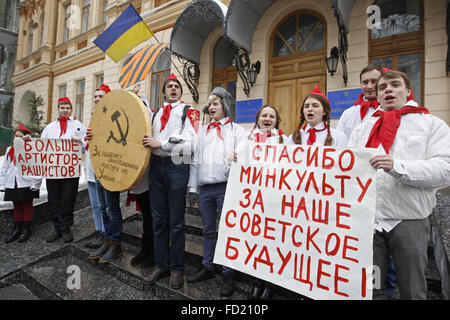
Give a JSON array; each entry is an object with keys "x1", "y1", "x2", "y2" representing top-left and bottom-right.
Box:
[
  {"x1": 290, "y1": 85, "x2": 346, "y2": 147},
  {"x1": 0, "y1": 124, "x2": 41, "y2": 243}
]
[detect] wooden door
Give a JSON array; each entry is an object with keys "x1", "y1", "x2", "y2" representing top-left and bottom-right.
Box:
[{"x1": 268, "y1": 75, "x2": 326, "y2": 135}]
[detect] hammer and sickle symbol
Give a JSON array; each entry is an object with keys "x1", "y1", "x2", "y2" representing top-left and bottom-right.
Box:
[{"x1": 106, "y1": 108, "x2": 129, "y2": 146}]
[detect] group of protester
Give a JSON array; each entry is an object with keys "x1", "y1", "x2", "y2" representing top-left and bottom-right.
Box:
[{"x1": 1, "y1": 65, "x2": 449, "y2": 300}]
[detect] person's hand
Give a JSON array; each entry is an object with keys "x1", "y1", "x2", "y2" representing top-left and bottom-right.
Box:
[
  {"x1": 369, "y1": 154, "x2": 394, "y2": 172},
  {"x1": 71, "y1": 136, "x2": 81, "y2": 142},
  {"x1": 86, "y1": 128, "x2": 93, "y2": 140},
  {"x1": 187, "y1": 192, "x2": 198, "y2": 208},
  {"x1": 22, "y1": 134, "x2": 32, "y2": 141},
  {"x1": 142, "y1": 134, "x2": 162, "y2": 149},
  {"x1": 132, "y1": 83, "x2": 141, "y2": 95},
  {"x1": 228, "y1": 150, "x2": 237, "y2": 162}
]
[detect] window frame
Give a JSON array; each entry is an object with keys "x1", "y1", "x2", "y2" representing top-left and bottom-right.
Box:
[{"x1": 368, "y1": 0, "x2": 424, "y2": 104}]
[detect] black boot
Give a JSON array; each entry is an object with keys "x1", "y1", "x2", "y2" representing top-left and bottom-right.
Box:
[
  {"x1": 99, "y1": 241, "x2": 122, "y2": 263},
  {"x1": 18, "y1": 221, "x2": 32, "y2": 242},
  {"x1": 88, "y1": 239, "x2": 111, "y2": 260},
  {"x1": 5, "y1": 222, "x2": 22, "y2": 243},
  {"x1": 130, "y1": 235, "x2": 154, "y2": 267},
  {"x1": 220, "y1": 273, "x2": 235, "y2": 297}
]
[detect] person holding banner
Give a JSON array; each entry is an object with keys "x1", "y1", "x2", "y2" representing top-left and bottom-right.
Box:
[
  {"x1": 142, "y1": 73, "x2": 200, "y2": 289},
  {"x1": 336, "y1": 64, "x2": 383, "y2": 143},
  {"x1": 84, "y1": 84, "x2": 110, "y2": 250},
  {"x1": 186, "y1": 87, "x2": 246, "y2": 297},
  {"x1": 247, "y1": 105, "x2": 290, "y2": 144},
  {"x1": 41, "y1": 97, "x2": 86, "y2": 243},
  {"x1": 290, "y1": 85, "x2": 346, "y2": 147},
  {"x1": 1, "y1": 124, "x2": 41, "y2": 243},
  {"x1": 348, "y1": 70, "x2": 450, "y2": 299}
]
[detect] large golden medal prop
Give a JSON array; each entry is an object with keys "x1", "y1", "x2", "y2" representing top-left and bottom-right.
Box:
[{"x1": 89, "y1": 89, "x2": 151, "y2": 191}]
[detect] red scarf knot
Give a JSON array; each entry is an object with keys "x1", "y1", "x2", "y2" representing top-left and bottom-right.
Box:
[
  {"x1": 58, "y1": 117, "x2": 69, "y2": 137},
  {"x1": 355, "y1": 93, "x2": 380, "y2": 120},
  {"x1": 206, "y1": 119, "x2": 231, "y2": 140},
  {"x1": 366, "y1": 105, "x2": 429, "y2": 154},
  {"x1": 307, "y1": 123, "x2": 328, "y2": 145},
  {"x1": 160, "y1": 104, "x2": 172, "y2": 132}
]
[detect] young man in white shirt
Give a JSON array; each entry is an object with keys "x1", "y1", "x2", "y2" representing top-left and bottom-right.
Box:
[
  {"x1": 142, "y1": 74, "x2": 199, "y2": 289},
  {"x1": 186, "y1": 87, "x2": 246, "y2": 297},
  {"x1": 336, "y1": 64, "x2": 383, "y2": 143},
  {"x1": 348, "y1": 70, "x2": 450, "y2": 299},
  {"x1": 41, "y1": 97, "x2": 86, "y2": 243}
]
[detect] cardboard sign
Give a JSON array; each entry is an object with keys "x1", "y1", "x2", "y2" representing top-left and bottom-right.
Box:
[
  {"x1": 214, "y1": 142, "x2": 377, "y2": 300},
  {"x1": 89, "y1": 89, "x2": 151, "y2": 192},
  {"x1": 15, "y1": 138, "x2": 82, "y2": 179}
]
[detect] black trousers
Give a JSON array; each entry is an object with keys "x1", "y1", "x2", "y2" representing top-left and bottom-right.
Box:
[{"x1": 46, "y1": 178, "x2": 79, "y2": 233}]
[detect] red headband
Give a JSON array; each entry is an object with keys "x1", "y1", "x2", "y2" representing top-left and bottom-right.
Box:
[
  {"x1": 97, "y1": 83, "x2": 111, "y2": 93},
  {"x1": 58, "y1": 97, "x2": 71, "y2": 104}
]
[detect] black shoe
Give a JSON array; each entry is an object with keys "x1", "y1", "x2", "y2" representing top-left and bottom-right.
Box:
[
  {"x1": 88, "y1": 239, "x2": 111, "y2": 260},
  {"x1": 46, "y1": 230, "x2": 61, "y2": 243},
  {"x1": 62, "y1": 230, "x2": 73, "y2": 243},
  {"x1": 5, "y1": 222, "x2": 22, "y2": 243},
  {"x1": 187, "y1": 267, "x2": 215, "y2": 283},
  {"x1": 99, "y1": 241, "x2": 122, "y2": 263},
  {"x1": 170, "y1": 272, "x2": 185, "y2": 289},
  {"x1": 84, "y1": 231, "x2": 103, "y2": 249},
  {"x1": 147, "y1": 268, "x2": 170, "y2": 284},
  {"x1": 18, "y1": 222, "x2": 32, "y2": 243},
  {"x1": 220, "y1": 273, "x2": 235, "y2": 297}
]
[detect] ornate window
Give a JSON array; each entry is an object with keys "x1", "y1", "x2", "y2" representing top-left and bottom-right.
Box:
[
  {"x1": 272, "y1": 11, "x2": 324, "y2": 58},
  {"x1": 63, "y1": 4, "x2": 71, "y2": 42},
  {"x1": 75, "y1": 79, "x2": 85, "y2": 122},
  {"x1": 28, "y1": 22, "x2": 34, "y2": 55},
  {"x1": 369, "y1": 0, "x2": 423, "y2": 104},
  {"x1": 150, "y1": 51, "x2": 171, "y2": 111},
  {"x1": 81, "y1": 0, "x2": 90, "y2": 33},
  {"x1": 212, "y1": 37, "x2": 237, "y2": 120}
]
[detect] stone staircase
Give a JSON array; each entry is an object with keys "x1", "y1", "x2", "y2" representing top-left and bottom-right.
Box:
[{"x1": 0, "y1": 189, "x2": 447, "y2": 300}]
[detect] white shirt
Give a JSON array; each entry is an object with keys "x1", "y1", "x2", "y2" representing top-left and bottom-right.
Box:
[
  {"x1": 336, "y1": 98, "x2": 378, "y2": 144},
  {"x1": 0, "y1": 146, "x2": 42, "y2": 190},
  {"x1": 288, "y1": 121, "x2": 347, "y2": 147},
  {"x1": 41, "y1": 116, "x2": 87, "y2": 150},
  {"x1": 348, "y1": 100, "x2": 450, "y2": 232},
  {"x1": 188, "y1": 117, "x2": 247, "y2": 193},
  {"x1": 247, "y1": 128, "x2": 292, "y2": 145},
  {"x1": 151, "y1": 101, "x2": 198, "y2": 158}
]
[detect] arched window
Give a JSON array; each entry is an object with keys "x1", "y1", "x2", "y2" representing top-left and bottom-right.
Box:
[
  {"x1": 150, "y1": 51, "x2": 171, "y2": 111},
  {"x1": 369, "y1": 0, "x2": 423, "y2": 104},
  {"x1": 212, "y1": 37, "x2": 237, "y2": 120},
  {"x1": 272, "y1": 11, "x2": 324, "y2": 58}
]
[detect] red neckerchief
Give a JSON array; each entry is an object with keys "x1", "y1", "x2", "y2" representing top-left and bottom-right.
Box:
[
  {"x1": 354, "y1": 93, "x2": 380, "y2": 120},
  {"x1": 58, "y1": 117, "x2": 69, "y2": 137},
  {"x1": 8, "y1": 146, "x2": 16, "y2": 165},
  {"x1": 307, "y1": 123, "x2": 327, "y2": 145},
  {"x1": 84, "y1": 136, "x2": 89, "y2": 151},
  {"x1": 366, "y1": 104, "x2": 429, "y2": 154},
  {"x1": 206, "y1": 119, "x2": 231, "y2": 140},
  {"x1": 160, "y1": 104, "x2": 172, "y2": 132}
]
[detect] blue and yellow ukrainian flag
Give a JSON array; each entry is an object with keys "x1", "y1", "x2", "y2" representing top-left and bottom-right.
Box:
[{"x1": 94, "y1": 5, "x2": 153, "y2": 63}]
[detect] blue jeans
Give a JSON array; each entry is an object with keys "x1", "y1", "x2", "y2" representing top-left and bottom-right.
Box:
[
  {"x1": 95, "y1": 178, "x2": 122, "y2": 241},
  {"x1": 87, "y1": 181, "x2": 104, "y2": 232},
  {"x1": 149, "y1": 159, "x2": 189, "y2": 272},
  {"x1": 198, "y1": 182, "x2": 232, "y2": 275}
]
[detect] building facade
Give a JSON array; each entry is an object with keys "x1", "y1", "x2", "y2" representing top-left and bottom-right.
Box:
[
  {"x1": 1, "y1": 0, "x2": 19, "y2": 129},
  {"x1": 11, "y1": 0, "x2": 450, "y2": 135}
]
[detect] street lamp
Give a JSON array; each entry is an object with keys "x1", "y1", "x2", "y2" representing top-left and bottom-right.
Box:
[
  {"x1": 325, "y1": 47, "x2": 339, "y2": 76},
  {"x1": 247, "y1": 61, "x2": 261, "y2": 86}
]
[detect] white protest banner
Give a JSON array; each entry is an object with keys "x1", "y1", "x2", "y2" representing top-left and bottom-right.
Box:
[
  {"x1": 14, "y1": 138, "x2": 82, "y2": 179},
  {"x1": 214, "y1": 142, "x2": 377, "y2": 300}
]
